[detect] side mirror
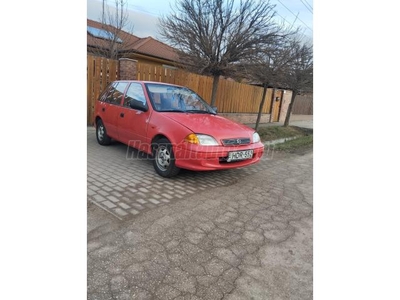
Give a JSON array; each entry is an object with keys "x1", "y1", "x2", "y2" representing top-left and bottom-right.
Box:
[
  {"x1": 129, "y1": 98, "x2": 148, "y2": 112},
  {"x1": 211, "y1": 106, "x2": 218, "y2": 113}
]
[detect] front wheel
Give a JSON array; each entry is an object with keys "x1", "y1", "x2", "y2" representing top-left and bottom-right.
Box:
[{"x1": 152, "y1": 138, "x2": 180, "y2": 177}]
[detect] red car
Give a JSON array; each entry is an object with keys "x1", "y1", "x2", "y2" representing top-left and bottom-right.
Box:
[{"x1": 94, "y1": 80, "x2": 264, "y2": 177}]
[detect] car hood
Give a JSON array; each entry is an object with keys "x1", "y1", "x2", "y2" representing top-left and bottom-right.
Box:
[{"x1": 163, "y1": 113, "x2": 254, "y2": 140}]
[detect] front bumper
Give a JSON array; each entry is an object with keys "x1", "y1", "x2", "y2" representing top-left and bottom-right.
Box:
[{"x1": 174, "y1": 142, "x2": 264, "y2": 171}]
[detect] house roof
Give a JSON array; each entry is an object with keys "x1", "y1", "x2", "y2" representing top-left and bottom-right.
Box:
[
  {"x1": 87, "y1": 19, "x2": 179, "y2": 63},
  {"x1": 131, "y1": 37, "x2": 179, "y2": 62}
]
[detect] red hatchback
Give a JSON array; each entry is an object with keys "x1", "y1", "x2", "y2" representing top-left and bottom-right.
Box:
[{"x1": 94, "y1": 80, "x2": 264, "y2": 177}]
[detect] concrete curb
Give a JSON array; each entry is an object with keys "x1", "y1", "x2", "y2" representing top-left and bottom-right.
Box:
[{"x1": 263, "y1": 136, "x2": 301, "y2": 146}]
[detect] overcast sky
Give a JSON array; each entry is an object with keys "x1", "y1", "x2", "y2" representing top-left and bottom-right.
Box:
[{"x1": 87, "y1": 0, "x2": 313, "y2": 41}]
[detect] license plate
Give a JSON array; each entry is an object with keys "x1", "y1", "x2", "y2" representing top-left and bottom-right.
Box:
[{"x1": 227, "y1": 150, "x2": 254, "y2": 162}]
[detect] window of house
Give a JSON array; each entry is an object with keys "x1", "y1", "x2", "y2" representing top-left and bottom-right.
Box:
[
  {"x1": 162, "y1": 64, "x2": 178, "y2": 70},
  {"x1": 87, "y1": 26, "x2": 123, "y2": 43}
]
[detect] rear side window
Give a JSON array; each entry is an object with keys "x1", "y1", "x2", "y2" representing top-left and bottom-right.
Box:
[
  {"x1": 99, "y1": 83, "x2": 115, "y2": 102},
  {"x1": 106, "y1": 82, "x2": 128, "y2": 105}
]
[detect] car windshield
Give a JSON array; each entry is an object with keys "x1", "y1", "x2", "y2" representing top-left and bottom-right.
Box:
[{"x1": 145, "y1": 83, "x2": 216, "y2": 114}]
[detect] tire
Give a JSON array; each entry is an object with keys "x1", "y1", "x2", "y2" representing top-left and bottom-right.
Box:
[
  {"x1": 96, "y1": 119, "x2": 111, "y2": 145},
  {"x1": 152, "y1": 138, "x2": 180, "y2": 177}
]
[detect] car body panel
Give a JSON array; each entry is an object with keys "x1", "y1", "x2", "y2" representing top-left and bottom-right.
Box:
[
  {"x1": 161, "y1": 113, "x2": 253, "y2": 142},
  {"x1": 97, "y1": 101, "x2": 120, "y2": 140},
  {"x1": 117, "y1": 107, "x2": 152, "y2": 147}
]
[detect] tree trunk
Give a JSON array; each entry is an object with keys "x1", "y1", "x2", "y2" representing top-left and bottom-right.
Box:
[
  {"x1": 210, "y1": 75, "x2": 220, "y2": 107},
  {"x1": 284, "y1": 90, "x2": 297, "y2": 127},
  {"x1": 255, "y1": 84, "x2": 268, "y2": 131}
]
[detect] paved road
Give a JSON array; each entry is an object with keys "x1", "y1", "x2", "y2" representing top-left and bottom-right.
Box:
[{"x1": 87, "y1": 127, "x2": 313, "y2": 299}]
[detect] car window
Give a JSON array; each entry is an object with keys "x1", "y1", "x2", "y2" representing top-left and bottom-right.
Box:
[
  {"x1": 124, "y1": 83, "x2": 147, "y2": 107},
  {"x1": 106, "y1": 82, "x2": 128, "y2": 105},
  {"x1": 104, "y1": 83, "x2": 117, "y2": 103},
  {"x1": 146, "y1": 83, "x2": 214, "y2": 113},
  {"x1": 99, "y1": 83, "x2": 115, "y2": 102}
]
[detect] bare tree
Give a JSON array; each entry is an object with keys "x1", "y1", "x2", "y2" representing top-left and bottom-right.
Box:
[
  {"x1": 282, "y1": 39, "x2": 313, "y2": 127},
  {"x1": 158, "y1": 0, "x2": 285, "y2": 106},
  {"x1": 88, "y1": 0, "x2": 136, "y2": 59},
  {"x1": 243, "y1": 35, "x2": 296, "y2": 130}
]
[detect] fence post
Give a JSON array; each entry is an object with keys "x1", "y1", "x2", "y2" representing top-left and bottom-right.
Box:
[{"x1": 119, "y1": 58, "x2": 138, "y2": 80}]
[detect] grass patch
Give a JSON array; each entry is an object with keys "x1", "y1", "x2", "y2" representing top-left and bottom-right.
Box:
[
  {"x1": 271, "y1": 135, "x2": 313, "y2": 152},
  {"x1": 257, "y1": 126, "x2": 311, "y2": 142}
]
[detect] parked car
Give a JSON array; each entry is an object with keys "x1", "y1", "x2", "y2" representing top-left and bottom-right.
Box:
[{"x1": 94, "y1": 80, "x2": 264, "y2": 177}]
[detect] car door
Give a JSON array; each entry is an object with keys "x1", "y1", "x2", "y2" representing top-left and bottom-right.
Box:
[
  {"x1": 117, "y1": 82, "x2": 151, "y2": 151},
  {"x1": 98, "y1": 82, "x2": 128, "y2": 140}
]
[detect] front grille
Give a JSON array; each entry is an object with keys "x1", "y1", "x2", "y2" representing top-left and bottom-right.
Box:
[{"x1": 221, "y1": 138, "x2": 251, "y2": 146}]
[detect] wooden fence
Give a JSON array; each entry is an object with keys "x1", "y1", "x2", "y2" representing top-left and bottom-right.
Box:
[
  {"x1": 87, "y1": 55, "x2": 277, "y2": 124},
  {"x1": 87, "y1": 55, "x2": 119, "y2": 125},
  {"x1": 292, "y1": 93, "x2": 313, "y2": 115},
  {"x1": 136, "y1": 63, "x2": 274, "y2": 114},
  {"x1": 136, "y1": 63, "x2": 214, "y2": 103}
]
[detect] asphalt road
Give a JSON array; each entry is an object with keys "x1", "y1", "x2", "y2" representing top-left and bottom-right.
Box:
[{"x1": 87, "y1": 127, "x2": 313, "y2": 299}]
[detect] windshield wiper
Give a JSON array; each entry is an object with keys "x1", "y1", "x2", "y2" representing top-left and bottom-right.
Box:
[
  {"x1": 186, "y1": 110, "x2": 215, "y2": 115},
  {"x1": 161, "y1": 109, "x2": 186, "y2": 113}
]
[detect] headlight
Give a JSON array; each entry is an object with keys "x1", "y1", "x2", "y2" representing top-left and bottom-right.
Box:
[
  {"x1": 252, "y1": 132, "x2": 261, "y2": 143},
  {"x1": 184, "y1": 133, "x2": 219, "y2": 146}
]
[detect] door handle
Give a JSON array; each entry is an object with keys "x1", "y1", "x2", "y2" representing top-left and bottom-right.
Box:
[
  {"x1": 120, "y1": 112, "x2": 124, "y2": 118},
  {"x1": 102, "y1": 107, "x2": 105, "y2": 112}
]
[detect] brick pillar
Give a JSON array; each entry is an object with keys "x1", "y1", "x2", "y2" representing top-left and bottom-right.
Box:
[{"x1": 119, "y1": 58, "x2": 138, "y2": 80}]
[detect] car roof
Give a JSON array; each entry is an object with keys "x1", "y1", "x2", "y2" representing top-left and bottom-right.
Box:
[{"x1": 114, "y1": 80, "x2": 182, "y2": 87}]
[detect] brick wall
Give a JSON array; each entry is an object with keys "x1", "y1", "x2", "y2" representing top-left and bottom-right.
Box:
[{"x1": 119, "y1": 58, "x2": 138, "y2": 80}]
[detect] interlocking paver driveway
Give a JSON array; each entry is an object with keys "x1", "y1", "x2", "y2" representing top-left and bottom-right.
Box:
[
  {"x1": 87, "y1": 126, "x2": 313, "y2": 299},
  {"x1": 88, "y1": 127, "x2": 272, "y2": 220}
]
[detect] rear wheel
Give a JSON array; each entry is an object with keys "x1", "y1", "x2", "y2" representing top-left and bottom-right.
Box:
[
  {"x1": 96, "y1": 119, "x2": 111, "y2": 145},
  {"x1": 152, "y1": 138, "x2": 180, "y2": 177}
]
